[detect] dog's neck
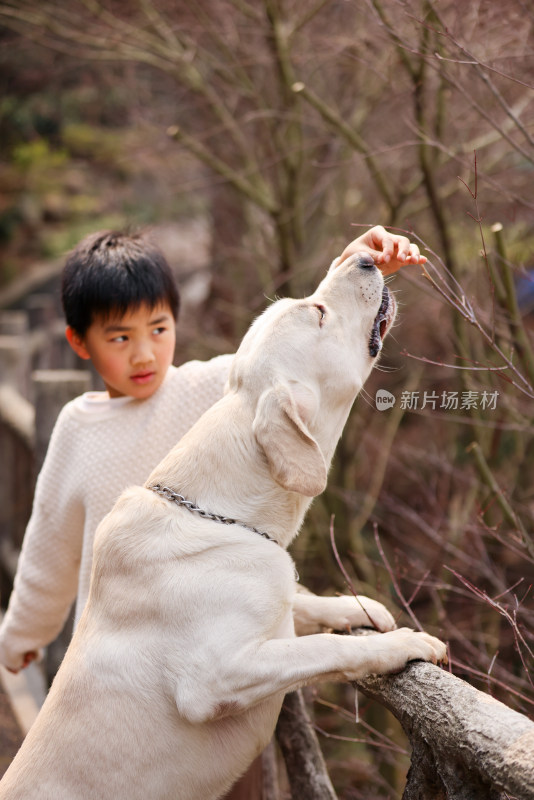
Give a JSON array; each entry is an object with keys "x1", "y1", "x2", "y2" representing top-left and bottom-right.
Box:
[
  {"x1": 145, "y1": 393, "x2": 312, "y2": 550},
  {"x1": 148, "y1": 484, "x2": 279, "y2": 544}
]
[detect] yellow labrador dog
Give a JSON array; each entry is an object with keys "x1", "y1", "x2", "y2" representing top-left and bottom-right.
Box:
[{"x1": 0, "y1": 253, "x2": 446, "y2": 799}]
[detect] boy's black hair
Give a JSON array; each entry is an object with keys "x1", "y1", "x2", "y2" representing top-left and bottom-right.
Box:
[{"x1": 61, "y1": 230, "x2": 180, "y2": 335}]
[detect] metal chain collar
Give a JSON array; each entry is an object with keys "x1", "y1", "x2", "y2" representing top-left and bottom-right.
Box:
[{"x1": 149, "y1": 484, "x2": 279, "y2": 546}]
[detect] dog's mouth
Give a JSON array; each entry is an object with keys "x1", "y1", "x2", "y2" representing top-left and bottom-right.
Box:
[{"x1": 369, "y1": 286, "x2": 395, "y2": 358}]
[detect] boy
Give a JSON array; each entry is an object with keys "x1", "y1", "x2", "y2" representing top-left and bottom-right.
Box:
[{"x1": 0, "y1": 229, "x2": 233, "y2": 672}]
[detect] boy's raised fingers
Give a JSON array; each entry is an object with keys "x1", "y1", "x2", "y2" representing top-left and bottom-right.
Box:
[
  {"x1": 337, "y1": 226, "x2": 427, "y2": 271},
  {"x1": 375, "y1": 234, "x2": 424, "y2": 264},
  {"x1": 371, "y1": 228, "x2": 396, "y2": 263}
]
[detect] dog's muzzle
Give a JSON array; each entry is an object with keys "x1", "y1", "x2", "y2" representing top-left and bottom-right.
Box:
[{"x1": 369, "y1": 286, "x2": 395, "y2": 357}]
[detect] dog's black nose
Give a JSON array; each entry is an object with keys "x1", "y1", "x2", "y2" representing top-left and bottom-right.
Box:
[{"x1": 357, "y1": 253, "x2": 376, "y2": 269}]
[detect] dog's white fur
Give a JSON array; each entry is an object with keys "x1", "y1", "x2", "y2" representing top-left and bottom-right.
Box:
[{"x1": 0, "y1": 254, "x2": 446, "y2": 799}]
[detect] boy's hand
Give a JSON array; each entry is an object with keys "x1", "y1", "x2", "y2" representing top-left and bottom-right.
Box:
[
  {"x1": 6, "y1": 650, "x2": 37, "y2": 674},
  {"x1": 338, "y1": 225, "x2": 426, "y2": 275}
]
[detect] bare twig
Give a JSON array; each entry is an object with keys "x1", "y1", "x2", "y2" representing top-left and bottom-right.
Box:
[
  {"x1": 466, "y1": 441, "x2": 534, "y2": 561},
  {"x1": 373, "y1": 525, "x2": 423, "y2": 631}
]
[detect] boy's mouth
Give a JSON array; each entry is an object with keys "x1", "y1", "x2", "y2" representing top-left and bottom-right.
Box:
[{"x1": 131, "y1": 371, "x2": 156, "y2": 385}]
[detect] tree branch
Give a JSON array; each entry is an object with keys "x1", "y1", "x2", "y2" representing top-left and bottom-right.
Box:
[
  {"x1": 167, "y1": 125, "x2": 278, "y2": 214},
  {"x1": 290, "y1": 81, "x2": 396, "y2": 215},
  {"x1": 275, "y1": 690, "x2": 338, "y2": 800},
  {"x1": 355, "y1": 661, "x2": 534, "y2": 800}
]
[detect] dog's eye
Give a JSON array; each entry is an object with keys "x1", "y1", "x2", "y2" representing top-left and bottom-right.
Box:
[{"x1": 315, "y1": 304, "x2": 327, "y2": 326}]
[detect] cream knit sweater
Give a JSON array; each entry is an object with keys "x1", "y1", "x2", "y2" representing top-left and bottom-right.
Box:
[{"x1": 0, "y1": 355, "x2": 232, "y2": 672}]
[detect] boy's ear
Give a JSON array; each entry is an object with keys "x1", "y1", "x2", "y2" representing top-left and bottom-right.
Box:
[{"x1": 65, "y1": 326, "x2": 91, "y2": 360}]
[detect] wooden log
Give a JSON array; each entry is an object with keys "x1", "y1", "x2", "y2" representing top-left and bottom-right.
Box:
[{"x1": 355, "y1": 661, "x2": 534, "y2": 800}]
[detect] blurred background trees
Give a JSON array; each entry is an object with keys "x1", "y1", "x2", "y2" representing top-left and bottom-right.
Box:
[{"x1": 0, "y1": 1, "x2": 533, "y2": 796}]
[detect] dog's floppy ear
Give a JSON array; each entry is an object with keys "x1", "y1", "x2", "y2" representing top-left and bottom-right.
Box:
[{"x1": 253, "y1": 384, "x2": 327, "y2": 497}]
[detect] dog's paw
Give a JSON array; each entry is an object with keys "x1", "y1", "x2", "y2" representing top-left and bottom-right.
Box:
[
  {"x1": 348, "y1": 596, "x2": 396, "y2": 632},
  {"x1": 325, "y1": 594, "x2": 396, "y2": 633},
  {"x1": 292, "y1": 592, "x2": 395, "y2": 635},
  {"x1": 360, "y1": 628, "x2": 448, "y2": 677}
]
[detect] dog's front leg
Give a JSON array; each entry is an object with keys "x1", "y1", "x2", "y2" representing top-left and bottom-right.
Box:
[
  {"x1": 173, "y1": 627, "x2": 446, "y2": 724},
  {"x1": 292, "y1": 589, "x2": 396, "y2": 636}
]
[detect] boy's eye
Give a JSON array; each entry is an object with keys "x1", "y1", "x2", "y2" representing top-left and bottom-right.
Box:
[
  {"x1": 111, "y1": 335, "x2": 128, "y2": 343},
  {"x1": 152, "y1": 326, "x2": 166, "y2": 335}
]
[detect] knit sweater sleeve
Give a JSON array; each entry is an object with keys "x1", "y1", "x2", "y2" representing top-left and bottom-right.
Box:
[{"x1": 0, "y1": 404, "x2": 84, "y2": 672}]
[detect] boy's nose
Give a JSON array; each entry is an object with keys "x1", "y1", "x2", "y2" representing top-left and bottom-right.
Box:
[{"x1": 131, "y1": 340, "x2": 155, "y2": 366}]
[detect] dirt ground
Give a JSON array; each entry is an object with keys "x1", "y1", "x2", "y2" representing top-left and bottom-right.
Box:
[{"x1": 0, "y1": 683, "x2": 22, "y2": 776}]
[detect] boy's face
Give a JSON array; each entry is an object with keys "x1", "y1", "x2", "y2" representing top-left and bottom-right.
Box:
[{"x1": 66, "y1": 303, "x2": 176, "y2": 400}]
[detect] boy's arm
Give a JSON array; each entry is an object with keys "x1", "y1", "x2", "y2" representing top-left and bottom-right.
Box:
[{"x1": 0, "y1": 412, "x2": 84, "y2": 673}]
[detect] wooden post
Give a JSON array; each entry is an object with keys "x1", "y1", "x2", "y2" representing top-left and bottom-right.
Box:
[
  {"x1": 32, "y1": 370, "x2": 92, "y2": 472},
  {"x1": 0, "y1": 336, "x2": 30, "y2": 399},
  {"x1": 0, "y1": 385, "x2": 35, "y2": 571},
  {"x1": 0, "y1": 311, "x2": 29, "y2": 338},
  {"x1": 25, "y1": 294, "x2": 56, "y2": 330},
  {"x1": 26, "y1": 294, "x2": 57, "y2": 372},
  {"x1": 0, "y1": 311, "x2": 31, "y2": 404}
]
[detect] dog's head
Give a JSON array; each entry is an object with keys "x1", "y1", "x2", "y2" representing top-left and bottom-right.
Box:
[{"x1": 228, "y1": 253, "x2": 396, "y2": 498}]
